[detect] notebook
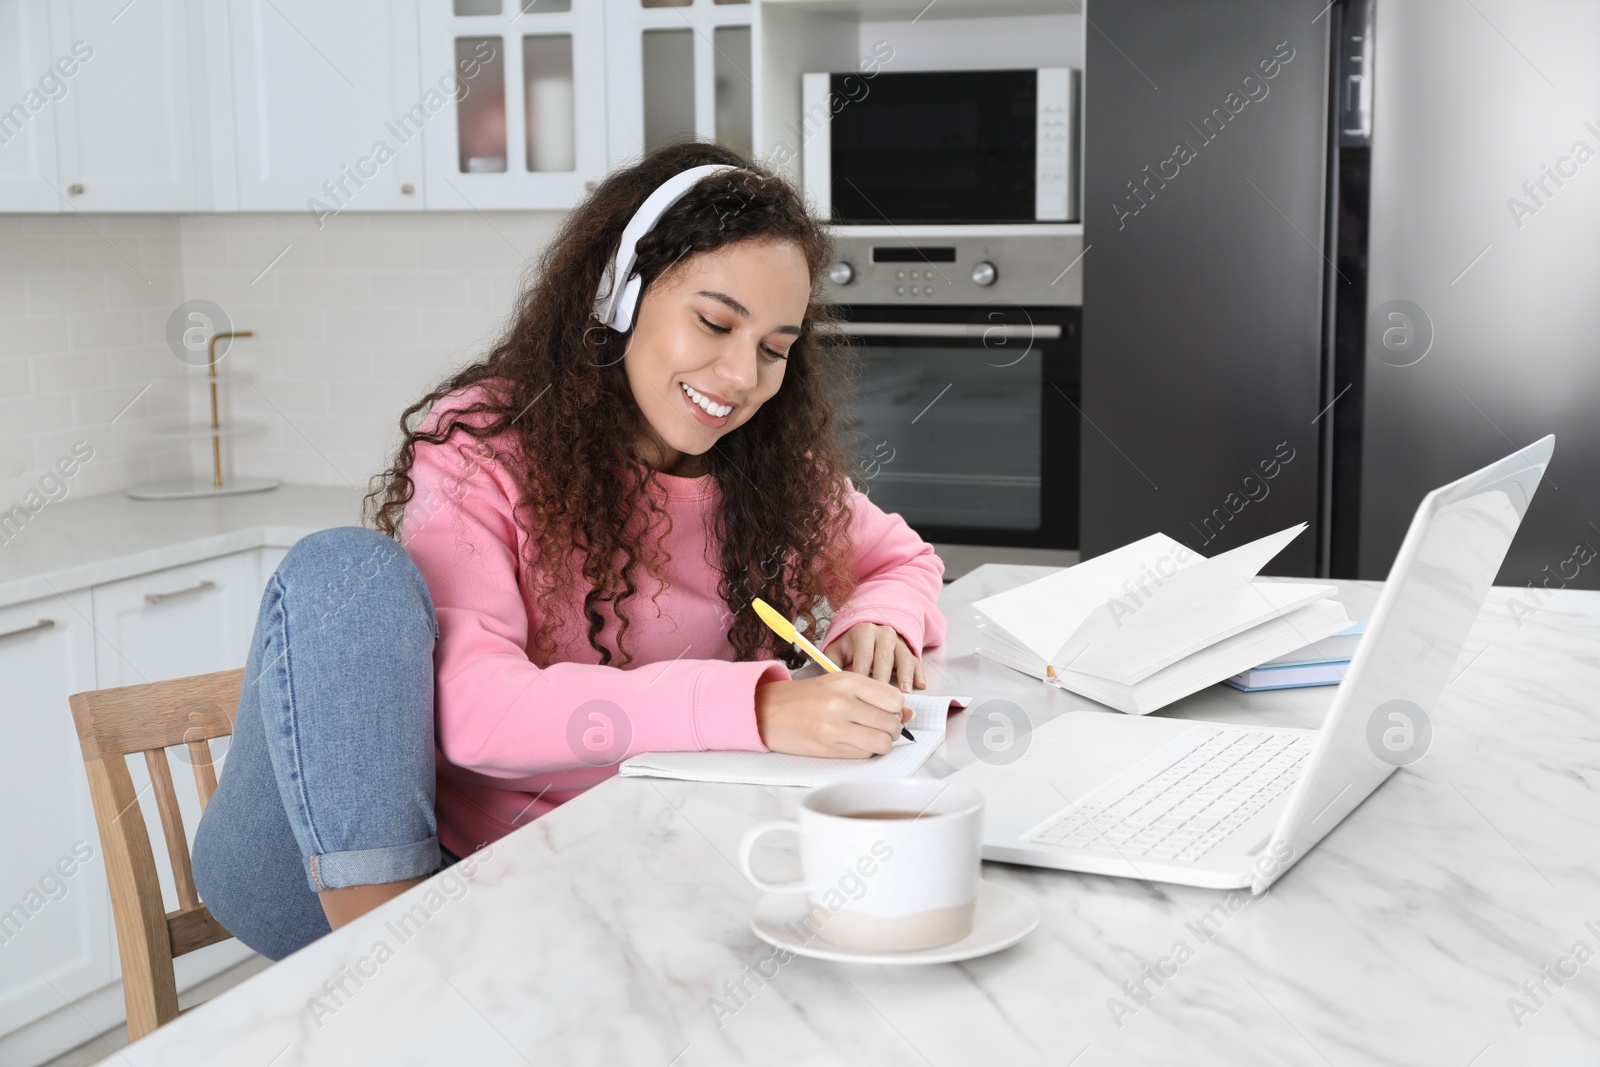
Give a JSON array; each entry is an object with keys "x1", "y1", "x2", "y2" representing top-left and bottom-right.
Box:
[
  {"x1": 618, "y1": 692, "x2": 973, "y2": 787},
  {"x1": 1222, "y1": 618, "x2": 1368, "y2": 691},
  {"x1": 978, "y1": 599, "x2": 1349, "y2": 713},
  {"x1": 971, "y1": 524, "x2": 1351, "y2": 714},
  {"x1": 1223, "y1": 661, "x2": 1349, "y2": 691}
]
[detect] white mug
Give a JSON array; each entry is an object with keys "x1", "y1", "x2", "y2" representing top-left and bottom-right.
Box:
[{"x1": 737, "y1": 779, "x2": 984, "y2": 952}]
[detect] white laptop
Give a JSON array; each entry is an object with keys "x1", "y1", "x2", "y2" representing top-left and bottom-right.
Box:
[{"x1": 951, "y1": 435, "x2": 1554, "y2": 892}]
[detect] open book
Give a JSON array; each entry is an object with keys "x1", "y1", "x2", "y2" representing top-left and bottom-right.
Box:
[
  {"x1": 619, "y1": 692, "x2": 973, "y2": 787},
  {"x1": 972, "y1": 524, "x2": 1351, "y2": 714}
]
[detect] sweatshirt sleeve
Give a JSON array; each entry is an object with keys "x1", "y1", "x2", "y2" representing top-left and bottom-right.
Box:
[
  {"x1": 401, "y1": 414, "x2": 788, "y2": 781},
  {"x1": 820, "y1": 488, "x2": 948, "y2": 658}
]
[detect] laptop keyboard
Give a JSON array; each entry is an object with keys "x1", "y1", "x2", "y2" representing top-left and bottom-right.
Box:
[{"x1": 1028, "y1": 729, "x2": 1315, "y2": 863}]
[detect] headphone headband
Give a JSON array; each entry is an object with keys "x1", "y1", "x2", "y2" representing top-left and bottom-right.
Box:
[{"x1": 592, "y1": 163, "x2": 741, "y2": 334}]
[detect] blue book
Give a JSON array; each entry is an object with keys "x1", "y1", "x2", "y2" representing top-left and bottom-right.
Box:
[{"x1": 1223, "y1": 619, "x2": 1367, "y2": 691}]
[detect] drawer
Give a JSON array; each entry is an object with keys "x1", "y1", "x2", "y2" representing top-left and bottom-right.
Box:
[{"x1": 89, "y1": 551, "x2": 264, "y2": 688}]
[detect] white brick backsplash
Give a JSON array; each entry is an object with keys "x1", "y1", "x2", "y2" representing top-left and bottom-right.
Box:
[
  {"x1": 26, "y1": 273, "x2": 101, "y2": 315},
  {"x1": 0, "y1": 275, "x2": 24, "y2": 316}
]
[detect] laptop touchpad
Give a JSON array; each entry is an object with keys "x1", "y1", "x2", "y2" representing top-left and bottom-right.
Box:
[{"x1": 956, "y1": 711, "x2": 1200, "y2": 838}]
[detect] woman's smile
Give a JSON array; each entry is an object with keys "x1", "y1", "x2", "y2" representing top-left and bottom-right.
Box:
[
  {"x1": 679, "y1": 380, "x2": 736, "y2": 424},
  {"x1": 625, "y1": 237, "x2": 810, "y2": 471}
]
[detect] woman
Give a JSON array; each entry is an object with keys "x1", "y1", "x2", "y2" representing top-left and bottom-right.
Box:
[{"x1": 192, "y1": 141, "x2": 947, "y2": 961}]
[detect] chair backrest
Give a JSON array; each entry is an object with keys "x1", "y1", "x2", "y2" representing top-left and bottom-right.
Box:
[{"x1": 67, "y1": 667, "x2": 244, "y2": 1041}]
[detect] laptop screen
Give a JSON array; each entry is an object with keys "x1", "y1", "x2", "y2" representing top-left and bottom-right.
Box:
[{"x1": 1267, "y1": 437, "x2": 1550, "y2": 880}]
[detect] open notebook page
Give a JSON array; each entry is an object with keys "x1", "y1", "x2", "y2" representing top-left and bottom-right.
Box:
[
  {"x1": 618, "y1": 693, "x2": 973, "y2": 787},
  {"x1": 972, "y1": 533, "x2": 1196, "y2": 663}
]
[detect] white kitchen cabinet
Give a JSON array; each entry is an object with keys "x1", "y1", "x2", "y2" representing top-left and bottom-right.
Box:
[
  {"x1": 46, "y1": 0, "x2": 206, "y2": 211},
  {"x1": 603, "y1": 0, "x2": 754, "y2": 169},
  {"x1": 0, "y1": 550, "x2": 272, "y2": 1065},
  {"x1": 417, "y1": 0, "x2": 609, "y2": 210},
  {"x1": 89, "y1": 551, "x2": 260, "y2": 688},
  {"x1": 84, "y1": 549, "x2": 276, "y2": 1031},
  {"x1": 0, "y1": 486, "x2": 353, "y2": 1064},
  {"x1": 88, "y1": 549, "x2": 260, "y2": 992},
  {"x1": 0, "y1": 0, "x2": 62, "y2": 212},
  {"x1": 228, "y1": 0, "x2": 425, "y2": 213},
  {"x1": 0, "y1": 590, "x2": 113, "y2": 1043},
  {"x1": 258, "y1": 545, "x2": 288, "y2": 581}
]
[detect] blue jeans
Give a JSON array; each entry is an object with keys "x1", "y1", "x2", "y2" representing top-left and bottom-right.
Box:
[{"x1": 193, "y1": 526, "x2": 458, "y2": 961}]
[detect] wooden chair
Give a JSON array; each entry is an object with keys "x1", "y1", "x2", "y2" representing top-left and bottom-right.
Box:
[{"x1": 67, "y1": 668, "x2": 244, "y2": 1041}]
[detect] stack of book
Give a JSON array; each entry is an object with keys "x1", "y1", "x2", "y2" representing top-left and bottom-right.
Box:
[
  {"x1": 972, "y1": 524, "x2": 1352, "y2": 715},
  {"x1": 1223, "y1": 619, "x2": 1367, "y2": 691}
]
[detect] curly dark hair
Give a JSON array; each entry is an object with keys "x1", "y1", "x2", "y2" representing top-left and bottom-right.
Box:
[{"x1": 363, "y1": 140, "x2": 864, "y2": 671}]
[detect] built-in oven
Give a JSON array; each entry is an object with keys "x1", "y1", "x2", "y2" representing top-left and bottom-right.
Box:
[
  {"x1": 823, "y1": 233, "x2": 1080, "y2": 550},
  {"x1": 802, "y1": 68, "x2": 1079, "y2": 225}
]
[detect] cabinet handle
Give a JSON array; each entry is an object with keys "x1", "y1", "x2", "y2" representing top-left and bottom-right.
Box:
[
  {"x1": 584, "y1": 180, "x2": 598, "y2": 192},
  {"x1": 68, "y1": 183, "x2": 84, "y2": 195},
  {"x1": 145, "y1": 579, "x2": 216, "y2": 606},
  {"x1": 400, "y1": 183, "x2": 415, "y2": 195},
  {"x1": 0, "y1": 618, "x2": 55, "y2": 641}
]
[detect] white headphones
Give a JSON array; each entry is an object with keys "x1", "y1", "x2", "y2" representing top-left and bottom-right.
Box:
[{"x1": 591, "y1": 163, "x2": 741, "y2": 335}]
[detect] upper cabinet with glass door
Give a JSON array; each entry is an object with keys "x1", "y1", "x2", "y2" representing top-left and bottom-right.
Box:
[
  {"x1": 417, "y1": 0, "x2": 607, "y2": 210},
  {"x1": 603, "y1": 0, "x2": 754, "y2": 170}
]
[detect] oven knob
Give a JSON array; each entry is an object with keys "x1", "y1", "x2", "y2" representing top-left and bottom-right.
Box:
[
  {"x1": 971, "y1": 261, "x2": 998, "y2": 286},
  {"x1": 827, "y1": 261, "x2": 855, "y2": 286}
]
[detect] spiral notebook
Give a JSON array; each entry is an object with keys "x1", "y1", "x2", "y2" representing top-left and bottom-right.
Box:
[{"x1": 618, "y1": 693, "x2": 973, "y2": 787}]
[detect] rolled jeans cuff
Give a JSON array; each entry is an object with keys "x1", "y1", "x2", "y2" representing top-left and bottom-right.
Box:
[{"x1": 306, "y1": 837, "x2": 442, "y2": 893}]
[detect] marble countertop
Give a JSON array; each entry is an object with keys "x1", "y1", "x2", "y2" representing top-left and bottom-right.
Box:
[
  {"x1": 113, "y1": 566, "x2": 1600, "y2": 1066},
  {"x1": 0, "y1": 485, "x2": 367, "y2": 609}
]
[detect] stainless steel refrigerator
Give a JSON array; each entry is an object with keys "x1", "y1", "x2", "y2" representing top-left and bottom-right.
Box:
[{"x1": 1080, "y1": 0, "x2": 1600, "y2": 590}]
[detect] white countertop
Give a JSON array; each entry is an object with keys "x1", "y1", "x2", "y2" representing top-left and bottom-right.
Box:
[
  {"x1": 109, "y1": 564, "x2": 1600, "y2": 1065},
  {"x1": 0, "y1": 485, "x2": 367, "y2": 609}
]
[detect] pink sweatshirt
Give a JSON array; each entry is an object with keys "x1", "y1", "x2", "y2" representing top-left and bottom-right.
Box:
[{"x1": 401, "y1": 385, "x2": 947, "y2": 858}]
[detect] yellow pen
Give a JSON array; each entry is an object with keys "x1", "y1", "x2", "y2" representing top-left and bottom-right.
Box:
[{"x1": 750, "y1": 597, "x2": 915, "y2": 742}]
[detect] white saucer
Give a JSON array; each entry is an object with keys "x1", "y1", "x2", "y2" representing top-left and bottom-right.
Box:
[{"x1": 750, "y1": 880, "x2": 1040, "y2": 965}]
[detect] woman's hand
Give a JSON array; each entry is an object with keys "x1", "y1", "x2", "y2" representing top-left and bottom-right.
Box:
[
  {"x1": 822, "y1": 622, "x2": 927, "y2": 693},
  {"x1": 753, "y1": 672, "x2": 911, "y2": 758}
]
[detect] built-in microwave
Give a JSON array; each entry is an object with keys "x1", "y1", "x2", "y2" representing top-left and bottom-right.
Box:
[{"x1": 801, "y1": 68, "x2": 1079, "y2": 226}]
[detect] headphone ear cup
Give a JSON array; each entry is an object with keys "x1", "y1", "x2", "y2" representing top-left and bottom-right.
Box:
[{"x1": 615, "y1": 272, "x2": 645, "y2": 333}]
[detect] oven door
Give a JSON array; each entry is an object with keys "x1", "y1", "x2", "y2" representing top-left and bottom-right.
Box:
[
  {"x1": 827, "y1": 70, "x2": 1039, "y2": 224},
  {"x1": 834, "y1": 305, "x2": 1078, "y2": 550}
]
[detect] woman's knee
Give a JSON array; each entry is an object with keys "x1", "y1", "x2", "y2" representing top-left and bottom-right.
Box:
[
  {"x1": 274, "y1": 526, "x2": 437, "y2": 640},
  {"x1": 192, "y1": 794, "x2": 331, "y2": 961}
]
